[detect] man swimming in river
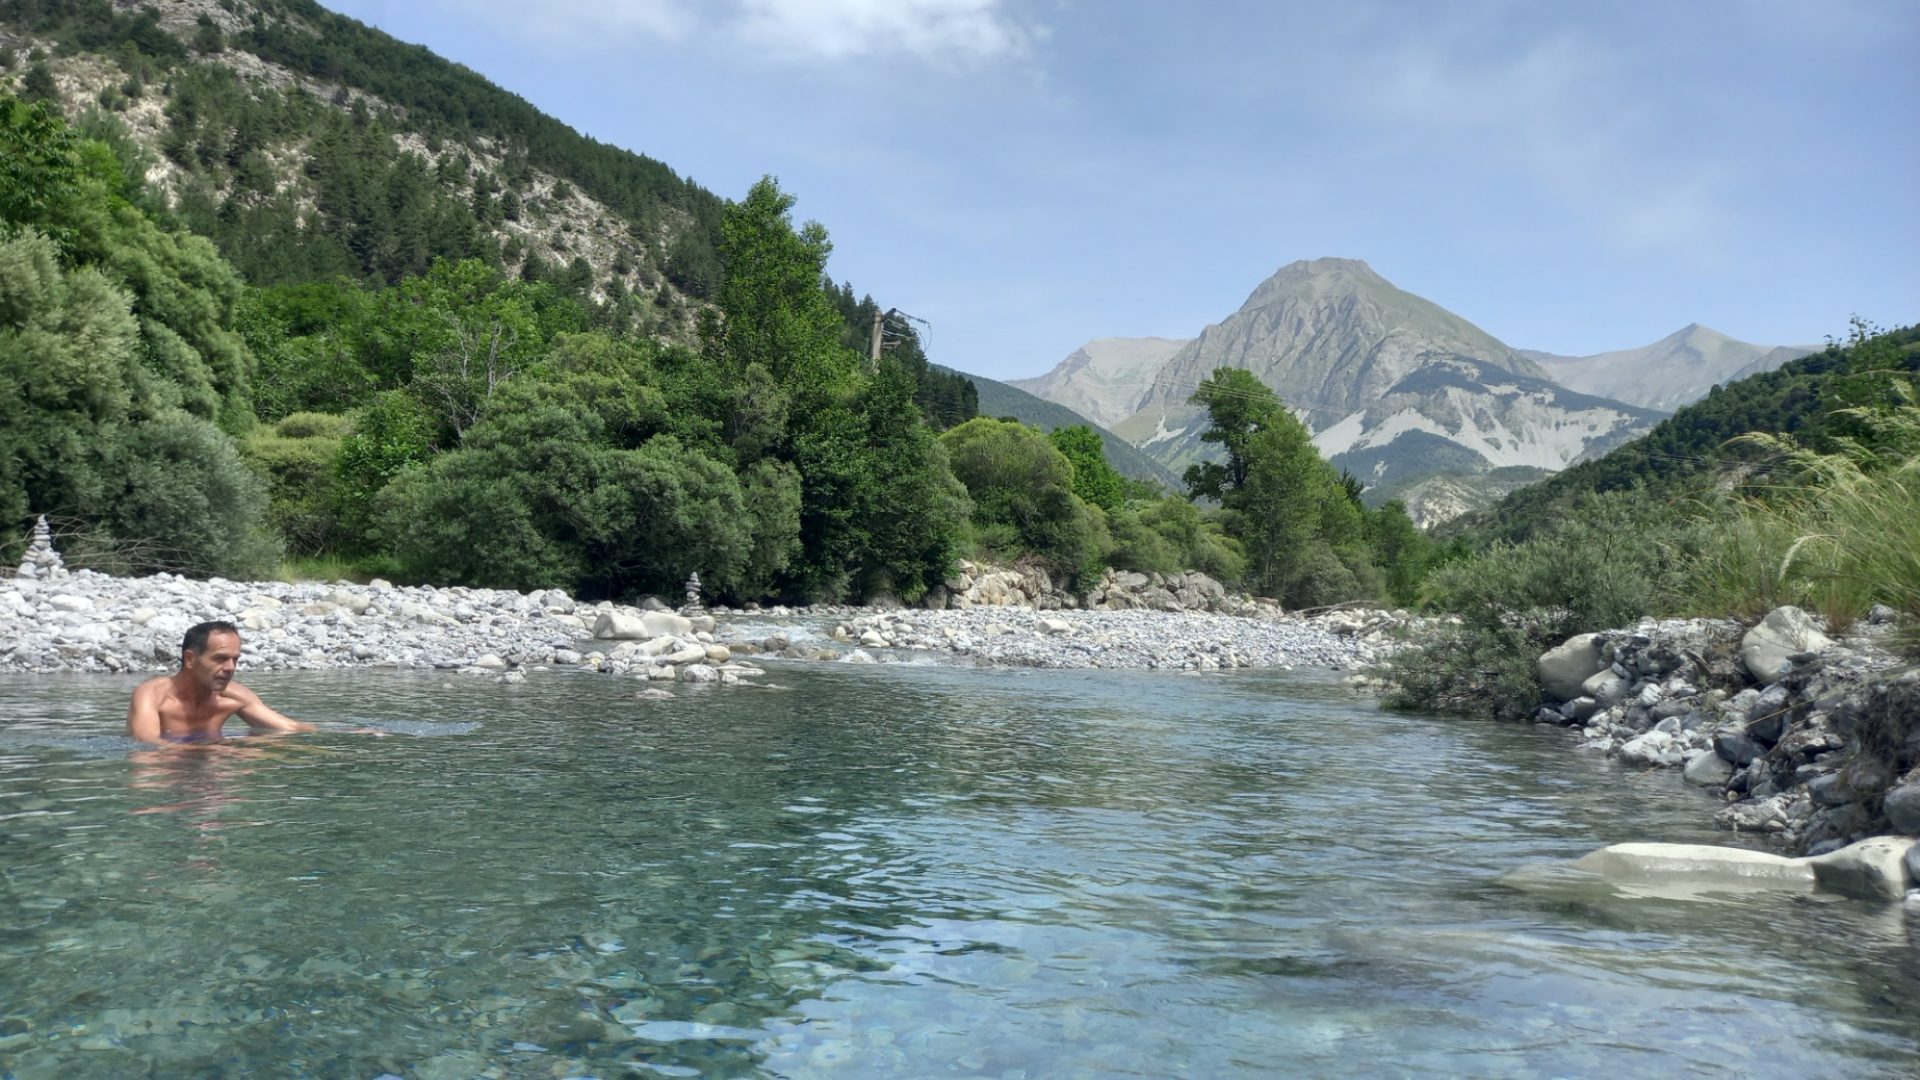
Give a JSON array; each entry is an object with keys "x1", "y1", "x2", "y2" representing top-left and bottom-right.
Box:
[{"x1": 126, "y1": 620, "x2": 315, "y2": 745}]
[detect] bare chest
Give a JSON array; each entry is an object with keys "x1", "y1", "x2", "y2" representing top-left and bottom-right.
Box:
[{"x1": 157, "y1": 691, "x2": 244, "y2": 737}]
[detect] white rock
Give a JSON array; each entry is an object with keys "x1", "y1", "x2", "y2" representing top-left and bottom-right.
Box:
[
  {"x1": 1805, "y1": 836, "x2": 1916, "y2": 900},
  {"x1": 473, "y1": 653, "x2": 508, "y2": 670},
  {"x1": 47, "y1": 594, "x2": 93, "y2": 613},
  {"x1": 593, "y1": 611, "x2": 651, "y2": 640},
  {"x1": 1537, "y1": 633, "x2": 1605, "y2": 701},
  {"x1": 1740, "y1": 605, "x2": 1833, "y2": 684},
  {"x1": 680, "y1": 663, "x2": 718, "y2": 684},
  {"x1": 641, "y1": 611, "x2": 693, "y2": 638},
  {"x1": 1572, "y1": 842, "x2": 1814, "y2": 886}
]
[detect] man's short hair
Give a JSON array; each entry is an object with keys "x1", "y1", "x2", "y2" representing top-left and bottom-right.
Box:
[{"x1": 182, "y1": 620, "x2": 240, "y2": 658}]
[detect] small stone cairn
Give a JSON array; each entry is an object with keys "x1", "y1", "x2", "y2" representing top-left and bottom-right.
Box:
[
  {"x1": 13, "y1": 516, "x2": 68, "y2": 581},
  {"x1": 681, "y1": 571, "x2": 705, "y2": 616}
]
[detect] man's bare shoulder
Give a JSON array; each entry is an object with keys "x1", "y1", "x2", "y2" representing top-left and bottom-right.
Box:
[{"x1": 132, "y1": 675, "x2": 174, "y2": 699}]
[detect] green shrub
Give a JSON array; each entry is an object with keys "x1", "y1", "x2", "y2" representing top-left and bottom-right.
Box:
[
  {"x1": 274, "y1": 410, "x2": 354, "y2": 440},
  {"x1": 74, "y1": 411, "x2": 282, "y2": 579},
  {"x1": 1381, "y1": 491, "x2": 1696, "y2": 718},
  {"x1": 244, "y1": 424, "x2": 344, "y2": 556},
  {"x1": 941, "y1": 417, "x2": 1104, "y2": 584}
]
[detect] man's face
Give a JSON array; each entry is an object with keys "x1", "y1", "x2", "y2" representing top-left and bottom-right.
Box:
[{"x1": 185, "y1": 631, "x2": 242, "y2": 693}]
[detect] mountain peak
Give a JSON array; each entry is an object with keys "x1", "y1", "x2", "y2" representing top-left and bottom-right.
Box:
[{"x1": 1242, "y1": 257, "x2": 1389, "y2": 312}]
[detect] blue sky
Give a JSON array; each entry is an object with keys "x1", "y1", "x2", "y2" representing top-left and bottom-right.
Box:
[{"x1": 325, "y1": 0, "x2": 1917, "y2": 381}]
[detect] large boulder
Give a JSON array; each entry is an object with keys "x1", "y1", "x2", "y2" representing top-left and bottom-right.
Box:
[
  {"x1": 1805, "y1": 836, "x2": 1916, "y2": 899},
  {"x1": 1571, "y1": 843, "x2": 1813, "y2": 886},
  {"x1": 1571, "y1": 839, "x2": 1915, "y2": 900},
  {"x1": 642, "y1": 611, "x2": 694, "y2": 638},
  {"x1": 1538, "y1": 633, "x2": 1607, "y2": 702},
  {"x1": 593, "y1": 611, "x2": 650, "y2": 640},
  {"x1": 1740, "y1": 606, "x2": 1832, "y2": 684}
]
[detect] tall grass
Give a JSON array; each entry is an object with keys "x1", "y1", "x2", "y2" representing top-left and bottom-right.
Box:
[{"x1": 1687, "y1": 394, "x2": 1920, "y2": 657}]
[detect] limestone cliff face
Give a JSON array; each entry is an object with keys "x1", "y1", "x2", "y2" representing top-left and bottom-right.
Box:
[
  {"x1": 1522, "y1": 324, "x2": 1816, "y2": 413},
  {"x1": 1008, "y1": 336, "x2": 1188, "y2": 429}
]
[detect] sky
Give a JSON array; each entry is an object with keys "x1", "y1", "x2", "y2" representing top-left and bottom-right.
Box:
[{"x1": 323, "y1": 0, "x2": 1918, "y2": 381}]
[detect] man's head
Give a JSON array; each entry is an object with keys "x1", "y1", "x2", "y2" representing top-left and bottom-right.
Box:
[{"x1": 180, "y1": 620, "x2": 242, "y2": 692}]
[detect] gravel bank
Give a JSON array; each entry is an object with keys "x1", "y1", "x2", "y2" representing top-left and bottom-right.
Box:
[{"x1": 0, "y1": 568, "x2": 1410, "y2": 677}]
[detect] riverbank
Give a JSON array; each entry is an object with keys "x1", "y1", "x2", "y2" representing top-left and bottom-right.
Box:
[
  {"x1": 0, "y1": 565, "x2": 1409, "y2": 679},
  {"x1": 1528, "y1": 607, "x2": 1919, "y2": 873}
]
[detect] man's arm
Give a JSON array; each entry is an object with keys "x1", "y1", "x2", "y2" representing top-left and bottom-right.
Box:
[
  {"x1": 229, "y1": 683, "x2": 316, "y2": 734},
  {"x1": 126, "y1": 681, "x2": 164, "y2": 744}
]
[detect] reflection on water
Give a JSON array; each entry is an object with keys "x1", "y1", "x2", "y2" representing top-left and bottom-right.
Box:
[{"x1": 0, "y1": 664, "x2": 1916, "y2": 1078}]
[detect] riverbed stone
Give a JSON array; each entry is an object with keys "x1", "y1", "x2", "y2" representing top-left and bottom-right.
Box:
[
  {"x1": 1715, "y1": 730, "x2": 1765, "y2": 767},
  {"x1": 1683, "y1": 750, "x2": 1734, "y2": 787},
  {"x1": 1883, "y1": 782, "x2": 1920, "y2": 834},
  {"x1": 1560, "y1": 696, "x2": 1599, "y2": 723},
  {"x1": 1582, "y1": 671, "x2": 1631, "y2": 708},
  {"x1": 1620, "y1": 730, "x2": 1683, "y2": 767},
  {"x1": 593, "y1": 611, "x2": 649, "y2": 640},
  {"x1": 1805, "y1": 836, "x2": 1916, "y2": 899},
  {"x1": 1571, "y1": 842, "x2": 1814, "y2": 885},
  {"x1": 1741, "y1": 606, "x2": 1832, "y2": 684}
]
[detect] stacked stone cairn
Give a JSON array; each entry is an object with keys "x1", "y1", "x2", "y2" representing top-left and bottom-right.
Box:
[
  {"x1": 1534, "y1": 604, "x2": 1919, "y2": 893},
  {"x1": 13, "y1": 516, "x2": 68, "y2": 581}
]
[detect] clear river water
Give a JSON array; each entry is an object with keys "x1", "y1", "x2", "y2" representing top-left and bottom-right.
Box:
[{"x1": 1, "y1": 662, "x2": 1916, "y2": 1078}]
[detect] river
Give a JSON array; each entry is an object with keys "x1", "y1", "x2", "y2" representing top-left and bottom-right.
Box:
[{"x1": 1, "y1": 663, "x2": 1915, "y2": 1077}]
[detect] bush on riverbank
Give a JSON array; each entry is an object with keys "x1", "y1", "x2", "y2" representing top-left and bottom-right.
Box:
[{"x1": 1380, "y1": 492, "x2": 1699, "y2": 718}]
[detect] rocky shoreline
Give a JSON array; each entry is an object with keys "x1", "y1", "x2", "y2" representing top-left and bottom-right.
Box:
[
  {"x1": 1530, "y1": 605, "x2": 1919, "y2": 892},
  {"x1": 0, "y1": 556, "x2": 1405, "y2": 681}
]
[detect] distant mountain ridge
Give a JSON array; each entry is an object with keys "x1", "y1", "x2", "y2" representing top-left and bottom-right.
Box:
[
  {"x1": 1098, "y1": 259, "x2": 1656, "y2": 522},
  {"x1": 1008, "y1": 336, "x2": 1188, "y2": 428},
  {"x1": 1016, "y1": 258, "x2": 1811, "y2": 525},
  {"x1": 1521, "y1": 324, "x2": 1817, "y2": 412}
]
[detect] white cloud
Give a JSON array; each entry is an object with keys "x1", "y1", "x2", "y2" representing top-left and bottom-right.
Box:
[
  {"x1": 737, "y1": 0, "x2": 1035, "y2": 64},
  {"x1": 444, "y1": 0, "x2": 1036, "y2": 65}
]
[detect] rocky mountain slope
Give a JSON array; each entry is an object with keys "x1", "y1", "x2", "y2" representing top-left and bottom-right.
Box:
[
  {"x1": 1522, "y1": 324, "x2": 1815, "y2": 412},
  {"x1": 1, "y1": 0, "x2": 724, "y2": 336},
  {"x1": 1008, "y1": 336, "x2": 1188, "y2": 429},
  {"x1": 1099, "y1": 259, "x2": 1658, "y2": 507}
]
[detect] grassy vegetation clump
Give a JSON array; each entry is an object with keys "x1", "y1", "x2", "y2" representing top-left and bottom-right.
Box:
[
  {"x1": 1380, "y1": 492, "x2": 1700, "y2": 718},
  {"x1": 1683, "y1": 392, "x2": 1920, "y2": 657}
]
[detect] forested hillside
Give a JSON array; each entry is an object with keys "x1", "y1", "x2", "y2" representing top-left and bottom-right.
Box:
[
  {"x1": 0, "y1": 1, "x2": 1440, "y2": 610},
  {"x1": 0, "y1": 0, "x2": 720, "y2": 327},
  {"x1": 1449, "y1": 322, "x2": 1920, "y2": 546}
]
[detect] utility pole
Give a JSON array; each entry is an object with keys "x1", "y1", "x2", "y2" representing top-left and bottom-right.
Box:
[
  {"x1": 868, "y1": 307, "x2": 897, "y2": 370},
  {"x1": 867, "y1": 307, "x2": 931, "y2": 371}
]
